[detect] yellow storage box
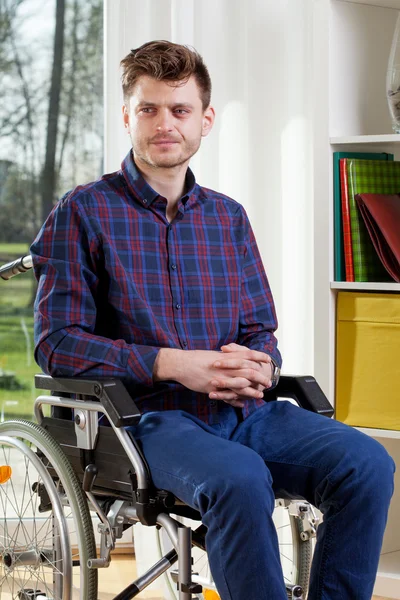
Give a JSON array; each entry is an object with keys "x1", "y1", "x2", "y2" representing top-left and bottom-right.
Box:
[{"x1": 336, "y1": 291, "x2": 400, "y2": 430}]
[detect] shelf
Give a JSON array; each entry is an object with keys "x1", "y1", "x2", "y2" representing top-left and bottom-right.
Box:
[
  {"x1": 338, "y1": 0, "x2": 400, "y2": 9},
  {"x1": 330, "y1": 134, "x2": 400, "y2": 145},
  {"x1": 355, "y1": 427, "x2": 400, "y2": 439},
  {"x1": 331, "y1": 282, "x2": 400, "y2": 291}
]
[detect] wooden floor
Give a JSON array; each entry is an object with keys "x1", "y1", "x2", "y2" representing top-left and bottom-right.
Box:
[
  {"x1": 96, "y1": 554, "x2": 392, "y2": 599},
  {"x1": 98, "y1": 555, "x2": 162, "y2": 599}
]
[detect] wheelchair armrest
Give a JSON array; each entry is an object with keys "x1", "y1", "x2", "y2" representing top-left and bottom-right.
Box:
[
  {"x1": 34, "y1": 374, "x2": 142, "y2": 427},
  {"x1": 268, "y1": 375, "x2": 334, "y2": 418}
]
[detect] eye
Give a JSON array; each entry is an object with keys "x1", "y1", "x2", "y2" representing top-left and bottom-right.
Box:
[
  {"x1": 140, "y1": 107, "x2": 155, "y2": 114},
  {"x1": 174, "y1": 109, "x2": 189, "y2": 115}
]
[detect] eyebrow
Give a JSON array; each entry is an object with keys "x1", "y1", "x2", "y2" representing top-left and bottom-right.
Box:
[{"x1": 137, "y1": 101, "x2": 195, "y2": 109}]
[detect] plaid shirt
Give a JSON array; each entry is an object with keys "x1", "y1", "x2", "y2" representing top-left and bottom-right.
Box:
[{"x1": 31, "y1": 151, "x2": 281, "y2": 424}]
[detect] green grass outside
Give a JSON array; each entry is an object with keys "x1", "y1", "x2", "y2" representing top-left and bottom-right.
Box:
[
  {"x1": 0, "y1": 245, "x2": 47, "y2": 420},
  {"x1": 0, "y1": 271, "x2": 35, "y2": 309},
  {"x1": 0, "y1": 242, "x2": 30, "y2": 257}
]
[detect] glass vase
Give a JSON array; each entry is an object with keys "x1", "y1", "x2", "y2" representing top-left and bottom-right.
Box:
[{"x1": 387, "y1": 13, "x2": 400, "y2": 133}]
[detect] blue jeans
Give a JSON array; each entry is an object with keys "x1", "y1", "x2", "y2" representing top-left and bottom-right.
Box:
[{"x1": 128, "y1": 401, "x2": 395, "y2": 600}]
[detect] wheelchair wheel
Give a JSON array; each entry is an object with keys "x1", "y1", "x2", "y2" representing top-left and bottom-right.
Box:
[
  {"x1": 156, "y1": 500, "x2": 313, "y2": 599},
  {"x1": 0, "y1": 419, "x2": 98, "y2": 600}
]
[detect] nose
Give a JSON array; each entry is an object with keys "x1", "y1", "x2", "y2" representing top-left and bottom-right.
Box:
[{"x1": 155, "y1": 109, "x2": 173, "y2": 133}]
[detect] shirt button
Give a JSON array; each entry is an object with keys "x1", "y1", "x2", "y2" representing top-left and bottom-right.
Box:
[
  {"x1": 175, "y1": 303, "x2": 181, "y2": 309},
  {"x1": 182, "y1": 341, "x2": 187, "y2": 347},
  {"x1": 171, "y1": 264, "x2": 177, "y2": 270},
  {"x1": 143, "y1": 199, "x2": 147, "y2": 204}
]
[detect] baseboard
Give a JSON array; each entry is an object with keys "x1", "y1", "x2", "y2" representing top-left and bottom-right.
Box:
[{"x1": 374, "y1": 573, "x2": 400, "y2": 599}]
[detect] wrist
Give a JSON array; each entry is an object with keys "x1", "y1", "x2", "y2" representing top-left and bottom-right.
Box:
[{"x1": 153, "y1": 348, "x2": 184, "y2": 382}]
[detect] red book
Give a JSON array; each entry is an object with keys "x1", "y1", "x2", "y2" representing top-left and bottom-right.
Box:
[
  {"x1": 340, "y1": 159, "x2": 354, "y2": 281},
  {"x1": 355, "y1": 193, "x2": 400, "y2": 282}
]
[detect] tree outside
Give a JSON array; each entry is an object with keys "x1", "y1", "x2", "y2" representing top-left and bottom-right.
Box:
[{"x1": 0, "y1": 0, "x2": 103, "y2": 419}]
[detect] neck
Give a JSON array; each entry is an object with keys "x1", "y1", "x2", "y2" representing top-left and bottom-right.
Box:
[{"x1": 134, "y1": 155, "x2": 188, "y2": 211}]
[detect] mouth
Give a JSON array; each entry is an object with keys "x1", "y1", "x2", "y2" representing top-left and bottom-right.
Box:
[
  {"x1": 152, "y1": 140, "x2": 179, "y2": 146},
  {"x1": 154, "y1": 142, "x2": 177, "y2": 146}
]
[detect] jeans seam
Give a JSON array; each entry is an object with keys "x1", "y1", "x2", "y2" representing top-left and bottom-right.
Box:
[
  {"x1": 208, "y1": 505, "x2": 234, "y2": 600},
  {"x1": 263, "y1": 455, "x2": 332, "y2": 474}
]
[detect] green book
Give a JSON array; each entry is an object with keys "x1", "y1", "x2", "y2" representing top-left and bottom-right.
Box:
[
  {"x1": 333, "y1": 152, "x2": 393, "y2": 281},
  {"x1": 347, "y1": 159, "x2": 400, "y2": 282}
]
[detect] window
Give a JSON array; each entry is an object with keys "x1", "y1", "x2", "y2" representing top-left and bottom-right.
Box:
[{"x1": 0, "y1": 0, "x2": 103, "y2": 419}]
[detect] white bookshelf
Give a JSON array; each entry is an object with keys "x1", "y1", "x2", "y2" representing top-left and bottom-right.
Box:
[
  {"x1": 356, "y1": 427, "x2": 400, "y2": 440},
  {"x1": 331, "y1": 281, "x2": 400, "y2": 291},
  {"x1": 313, "y1": 1, "x2": 400, "y2": 596},
  {"x1": 340, "y1": 0, "x2": 400, "y2": 8},
  {"x1": 331, "y1": 134, "x2": 400, "y2": 145}
]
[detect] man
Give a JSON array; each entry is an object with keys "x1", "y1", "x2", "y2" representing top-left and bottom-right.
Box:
[{"x1": 31, "y1": 40, "x2": 394, "y2": 600}]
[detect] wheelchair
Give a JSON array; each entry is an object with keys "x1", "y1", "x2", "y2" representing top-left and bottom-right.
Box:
[{"x1": 0, "y1": 256, "x2": 334, "y2": 600}]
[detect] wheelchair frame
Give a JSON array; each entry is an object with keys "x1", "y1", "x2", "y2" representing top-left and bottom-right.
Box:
[{"x1": 0, "y1": 256, "x2": 334, "y2": 600}]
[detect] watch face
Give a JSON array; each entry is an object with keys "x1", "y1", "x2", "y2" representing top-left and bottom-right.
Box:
[{"x1": 272, "y1": 364, "x2": 280, "y2": 384}]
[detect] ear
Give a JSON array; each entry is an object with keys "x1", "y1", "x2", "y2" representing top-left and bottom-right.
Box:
[
  {"x1": 122, "y1": 104, "x2": 130, "y2": 132},
  {"x1": 201, "y1": 105, "x2": 215, "y2": 138}
]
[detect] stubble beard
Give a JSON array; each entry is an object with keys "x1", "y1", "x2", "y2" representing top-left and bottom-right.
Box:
[{"x1": 132, "y1": 135, "x2": 202, "y2": 170}]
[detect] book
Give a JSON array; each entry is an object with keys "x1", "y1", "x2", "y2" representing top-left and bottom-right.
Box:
[
  {"x1": 347, "y1": 159, "x2": 400, "y2": 281},
  {"x1": 356, "y1": 193, "x2": 400, "y2": 282},
  {"x1": 339, "y1": 159, "x2": 354, "y2": 281},
  {"x1": 333, "y1": 152, "x2": 393, "y2": 282}
]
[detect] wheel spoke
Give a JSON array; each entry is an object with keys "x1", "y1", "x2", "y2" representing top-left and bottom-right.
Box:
[{"x1": 0, "y1": 421, "x2": 98, "y2": 599}]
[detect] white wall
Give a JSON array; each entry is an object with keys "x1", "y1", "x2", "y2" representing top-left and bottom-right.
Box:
[{"x1": 104, "y1": 0, "x2": 316, "y2": 379}]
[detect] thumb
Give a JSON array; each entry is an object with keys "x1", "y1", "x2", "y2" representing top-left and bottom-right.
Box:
[{"x1": 220, "y1": 343, "x2": 244, "y2": 352}]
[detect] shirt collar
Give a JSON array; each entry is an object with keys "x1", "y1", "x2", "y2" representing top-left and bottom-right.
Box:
[{"x1": 120, "y1": 150, "x2": 197, "y2": 208}]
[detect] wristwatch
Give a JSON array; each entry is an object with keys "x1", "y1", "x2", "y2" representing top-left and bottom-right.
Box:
[{"x1": 270, "y1": 358, "x2": 281, "y2": 388}]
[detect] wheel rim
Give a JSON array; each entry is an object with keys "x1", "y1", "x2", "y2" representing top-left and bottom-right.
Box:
[
  {"x1": 273, "y1": 502, "x2": 300, "y2": 587},
  {"x1": 0, "y1": 433, "x2": 84, "y2": 599}
]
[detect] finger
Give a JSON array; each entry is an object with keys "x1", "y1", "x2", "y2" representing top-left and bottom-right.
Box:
[
  {"x1": 255, "y1": 383, "x2": 266, "y2": 392},
  {"x1": 210, "y1": 384, "x2": 264, "y2": 400},
  {"x1": 209, "y1": 390, "x2": 245, "y2": 407},
  {"x1": 209, "y1": 389, "x2": 239, "y2": 401},
  {"x1": 212, "y1": 370, "x2": 270, "y2": 390},
  {"x1": 210, "y1": 376, "x2": 252, "y2": 390},
  {"x1": 220, "y1": 343, "x2": 243, "y2": 351},
  {"x1": 238, "y1": 386, "x2": 265, "y2": 399},
  {"x1": 237, "y1": 368, "x2": 271, "y2": 388},
  {"x1": 220, "y1": 346, "x2": 272, "y2": 365},
  {"x1": 212, "y1": 358, "x2": 262, "y2": 370}
]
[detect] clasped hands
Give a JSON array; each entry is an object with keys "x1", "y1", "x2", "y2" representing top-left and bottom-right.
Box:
[
  {"x1": 172, "y1": 343, "x2": 273, "y2": 408},
  {"x1": 154, "y1": 342, "x2": 274, "y2": 408},
  {"x1": 208, "y1": 342, "x2": 273, "y2": 408}
]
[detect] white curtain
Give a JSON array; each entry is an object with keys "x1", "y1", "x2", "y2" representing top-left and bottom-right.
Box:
[{"x1": 104, "y1": 0, "x2": 315, "y2": 378}]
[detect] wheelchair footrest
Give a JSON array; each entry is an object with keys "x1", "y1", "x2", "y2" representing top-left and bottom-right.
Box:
[
  {"x1": 17, "y1": 591, "x2": 49, "y2": 600},
  {"x1": 179, "y1": 582, "x2": 203, "y2": 594}
]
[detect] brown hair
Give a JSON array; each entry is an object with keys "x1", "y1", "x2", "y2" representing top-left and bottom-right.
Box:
[{"x1": 120, "y1": 40, "x2": 212, "y2": 110}]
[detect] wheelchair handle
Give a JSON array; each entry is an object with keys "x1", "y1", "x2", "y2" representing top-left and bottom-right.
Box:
[
  {"x1": 270, "y1": 375, "x2": 334, "y2": 418},
  {"x1": 0, "y1": 255, "x2": 32, "y2": 280}
]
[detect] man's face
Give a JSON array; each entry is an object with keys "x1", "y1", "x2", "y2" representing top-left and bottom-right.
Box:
[{"x1": 122, "y1": 75, "x2": 214, "y2": 170}]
